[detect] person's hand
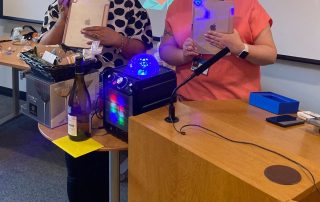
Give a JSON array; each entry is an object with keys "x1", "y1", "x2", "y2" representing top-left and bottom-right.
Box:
[
  {"x1": 81, "y1": 26, "x2": 122, "y2": 47},
  {"x1": 58, "y1": 0, "x2": 71, "y2": 20},
  {"x1": 204, "y1": 29, "x2": 245, "y2": 55},
  {"x1": 182, "y1": 37, "x2": 199, "y2": 61}
]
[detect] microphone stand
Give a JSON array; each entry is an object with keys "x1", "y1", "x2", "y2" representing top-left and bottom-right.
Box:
[{"x1": 165, "y1": 47, "x2": 230, "y2": 123}]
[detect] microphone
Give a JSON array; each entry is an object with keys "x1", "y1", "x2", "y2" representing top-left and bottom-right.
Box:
[{"x1": 165, "y1": 47, "x2": 230, "y2": 123}]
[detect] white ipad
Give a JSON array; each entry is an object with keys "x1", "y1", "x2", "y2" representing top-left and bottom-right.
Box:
[
  {"x1": 63, "y1": 0, "x2": 110, "y2": 49},
  {"x1": 192, "y1": 0, "x2": 234, "y2": 54}
]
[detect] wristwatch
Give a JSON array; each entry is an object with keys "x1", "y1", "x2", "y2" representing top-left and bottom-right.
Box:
[{"x1": 238, "y1": 43, "x2": 249, "y2": 59}]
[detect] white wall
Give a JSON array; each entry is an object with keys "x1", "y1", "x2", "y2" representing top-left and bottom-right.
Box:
[
  {"x1": 3, "y1": 0, "x2": 51, "y2": 22},
  {"x1": 259, "y1": 0, "x2": 320, "y2": 60},
  {"x1": 0, "y1": 19, "x2": 41, "y2": 91},
  {"x1": 261, "y1": 61, "x2": 320, "y2": 112}
]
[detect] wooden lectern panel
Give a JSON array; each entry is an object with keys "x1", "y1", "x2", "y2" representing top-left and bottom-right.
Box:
[{"x1": 128, "y1": 100, "x2": 320, "y2": 202}]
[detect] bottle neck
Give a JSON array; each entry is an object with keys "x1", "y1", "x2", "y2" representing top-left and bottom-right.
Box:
[
  {"x1": 74, "y1": 72, "x2": 85, "y2": 84},
  {"x1": 75, "y1": 57, "x2": 85, "y2": 74},
  {"x1": 75, "y1": 60, "x2": 85, "y2": 82}
]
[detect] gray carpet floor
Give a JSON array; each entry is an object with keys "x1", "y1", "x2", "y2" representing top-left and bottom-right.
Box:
[{"x1": 0, "y1": 94, "x2": 127, "y2": 202}]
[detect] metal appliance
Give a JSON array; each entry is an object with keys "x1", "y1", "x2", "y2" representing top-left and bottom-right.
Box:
[{"x1": 21, "y1": 71, "x2": 99, "y2": 128}]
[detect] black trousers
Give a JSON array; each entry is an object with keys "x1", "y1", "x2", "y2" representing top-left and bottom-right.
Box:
[{"x1": 65, "y1": 152, "x2": 109, "y2": 202}]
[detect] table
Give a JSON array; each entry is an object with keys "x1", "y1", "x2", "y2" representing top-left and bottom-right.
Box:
[
  {"x1": 128, "y1": 100, "x2": 320, "y2": 201},
  {"x1": 0, "y1": 38, "x2": 31, "y2": 125},
  {"x1": 0, "y1": 36, "x2": 129, "y2": 201},
  {"x1": 38, "y1": 123, "x2": 128, "y2": 202}
]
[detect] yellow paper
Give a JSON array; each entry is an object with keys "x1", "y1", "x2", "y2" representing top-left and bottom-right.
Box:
[{"x1": 53, "y1": 136, "x2": 104, "y2": 158}]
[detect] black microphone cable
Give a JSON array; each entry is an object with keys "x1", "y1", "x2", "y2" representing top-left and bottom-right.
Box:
[{"x1": 173, "y1": 122, "x2": 320, "y2": 195}]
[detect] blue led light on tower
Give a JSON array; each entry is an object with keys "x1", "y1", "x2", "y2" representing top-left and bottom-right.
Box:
[
  {"x1": 127, "y1": 54, "x2": 159, "y2": 77},
  {"x1": 194, "y1": 0, "x2": 202, "y2": 7},
  {"x1": 230, "y1": 7, "x2": 235, "y2": 16}
]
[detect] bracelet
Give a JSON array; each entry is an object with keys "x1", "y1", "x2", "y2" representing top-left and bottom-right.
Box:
[{"x1": 117, "y1": 34, "x2": 128, "y2": 54}]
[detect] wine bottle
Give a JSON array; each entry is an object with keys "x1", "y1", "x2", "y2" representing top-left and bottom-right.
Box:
[{"x1": 67, "y1": 58, "x2": 91, "y2": 141}]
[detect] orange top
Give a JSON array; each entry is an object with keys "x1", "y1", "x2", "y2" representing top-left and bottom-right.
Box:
[{"x1": 165, "y1": 0, "x2": 272, "y2": 100}]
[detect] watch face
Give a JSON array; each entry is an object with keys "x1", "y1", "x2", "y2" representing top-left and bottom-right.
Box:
[{"x1": 239, "y1": 51, "x2": 249, "y2": 59}]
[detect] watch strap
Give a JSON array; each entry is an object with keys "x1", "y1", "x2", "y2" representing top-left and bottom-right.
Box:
[{"x1": 238, "y1": 43, "x2": 249, "y2": 59}]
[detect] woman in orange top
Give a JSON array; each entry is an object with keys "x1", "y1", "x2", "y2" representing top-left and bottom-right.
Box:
[{"x1": 159, "y1": 0, "x2": 277, "y2": 101}]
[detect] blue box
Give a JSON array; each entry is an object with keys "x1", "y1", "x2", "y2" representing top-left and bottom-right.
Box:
[{"x1": 249, "y1": 92, "x2": 299, "y2": 114}]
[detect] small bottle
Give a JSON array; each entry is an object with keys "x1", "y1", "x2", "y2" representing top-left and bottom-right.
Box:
[{"x1": 67, "y1": 58, "x2": 91, "y2": 141}]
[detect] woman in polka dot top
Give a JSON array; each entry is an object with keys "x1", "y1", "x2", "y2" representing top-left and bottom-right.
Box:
[
  {"x1": 39, "y1": 0, "x2": 153, "y2": 201},
  {"x1": 40, "y1": 0, "x2": 154, "y2": 67}
]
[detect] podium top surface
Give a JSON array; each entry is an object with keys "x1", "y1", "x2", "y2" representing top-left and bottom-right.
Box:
[{"x1": 129, "y1": 99, "x2": 320, "y2": 201}]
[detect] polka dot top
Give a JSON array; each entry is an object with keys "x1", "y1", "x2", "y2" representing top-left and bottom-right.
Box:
[{"x1": 41, "y1": 0, "x2": 154, "y2": 67}]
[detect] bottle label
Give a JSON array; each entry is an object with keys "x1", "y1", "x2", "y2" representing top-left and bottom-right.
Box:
[{"x1": 68, "y1": 114, "x2": 77, "y2": 136}]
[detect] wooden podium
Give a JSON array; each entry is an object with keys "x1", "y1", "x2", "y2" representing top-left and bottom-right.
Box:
[{"x1": 128, "y1": 100, "x2": 320, "y2": 202}]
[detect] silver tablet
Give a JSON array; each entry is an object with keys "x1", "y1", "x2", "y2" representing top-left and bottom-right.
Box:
[
  {"x1": 63, "y1": 0, "x2": 110, "y2": 48},
  {"x1": 192, "y1": 0, "x2": 234, "y2": 54}
]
